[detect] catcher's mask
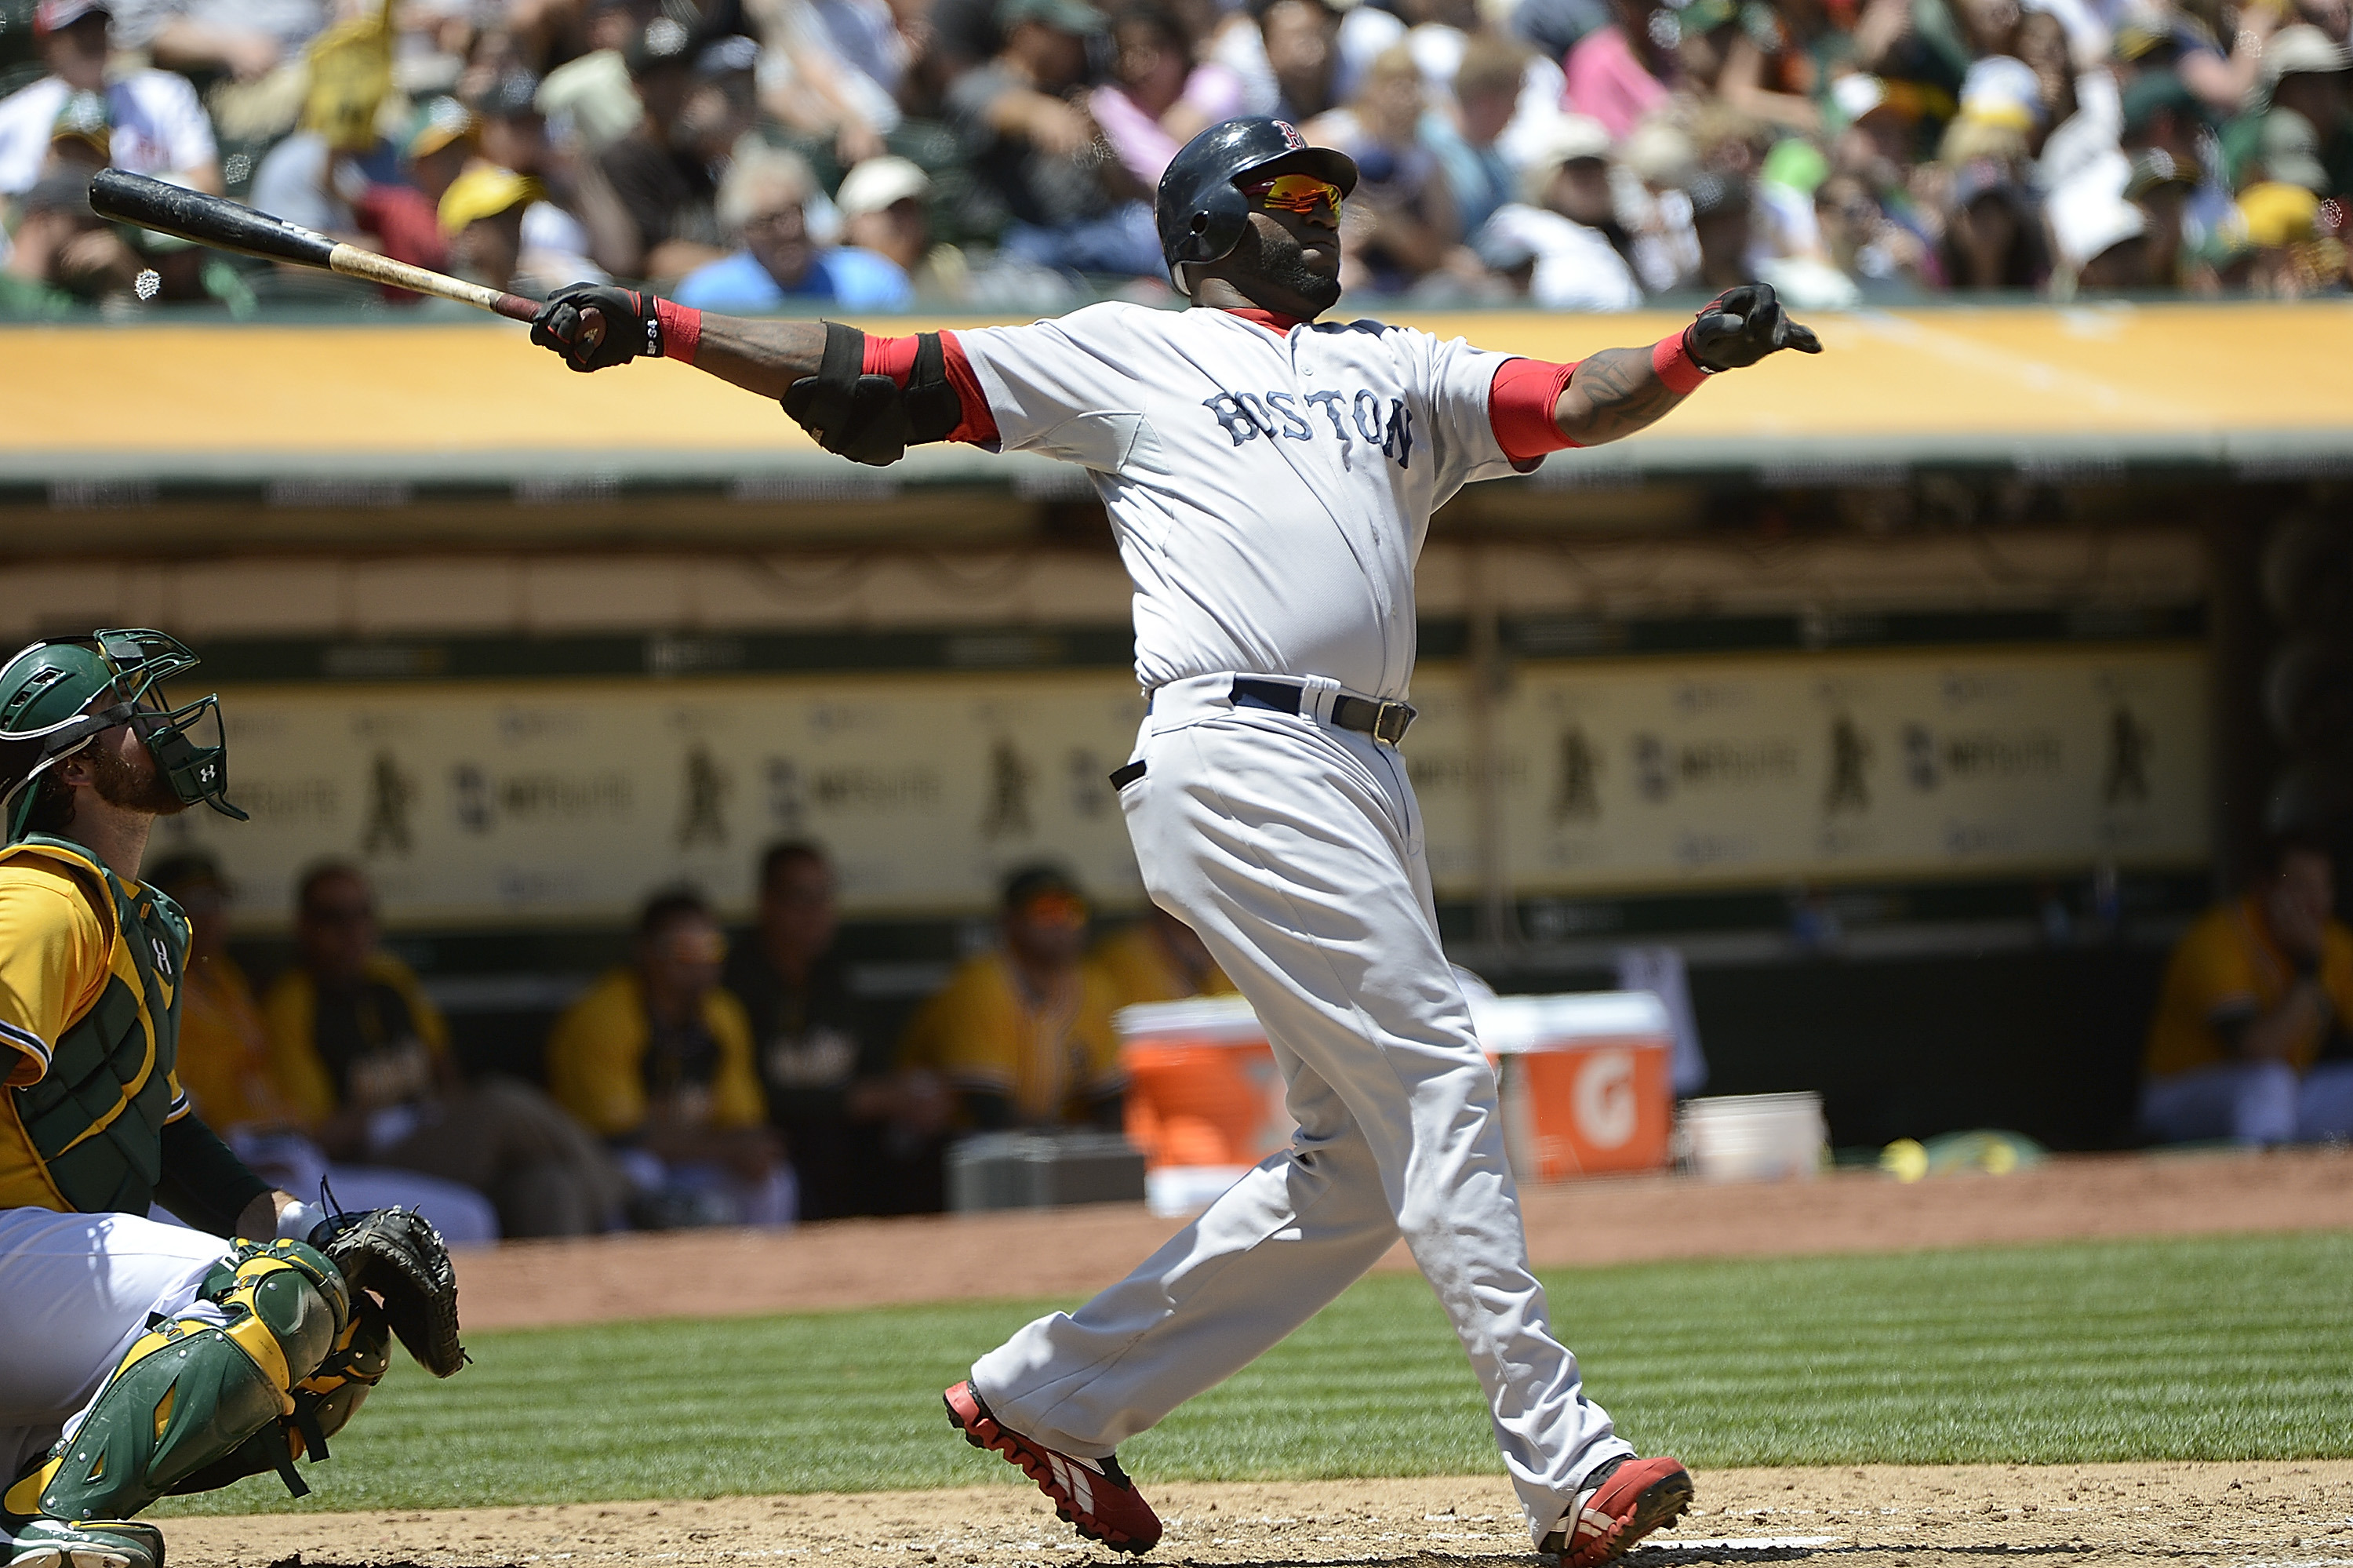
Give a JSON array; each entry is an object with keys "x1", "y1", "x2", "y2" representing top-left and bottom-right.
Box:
[{"x1": 0, "y1": 628, "x2": 249, "y2": 842}]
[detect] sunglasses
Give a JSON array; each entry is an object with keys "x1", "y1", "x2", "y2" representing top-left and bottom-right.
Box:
[
  {"x1": 1019, "y1": 891, "x2": 1091, "y2": 930},
  {"x1": 1244, "y1": 173, "x2": 1344, "y2": 223}
]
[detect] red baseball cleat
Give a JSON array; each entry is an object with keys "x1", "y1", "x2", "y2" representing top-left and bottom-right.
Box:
[
  {"x1": 944, "y1": 1380, "x2": 1163, "y2": 1554},
  {"x1": 1540, "y1": 1454, "x2": 1695, "y2": 1567}
]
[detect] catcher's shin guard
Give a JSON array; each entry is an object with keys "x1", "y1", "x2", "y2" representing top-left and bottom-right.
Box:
[{"x1": 4, "y1": 1240, "x2": 348, "y2": 1526}]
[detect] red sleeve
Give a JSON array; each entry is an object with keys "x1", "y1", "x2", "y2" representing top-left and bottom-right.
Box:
[
  {"x1": 1489, "y1": 356, "x2": 1581, "y2": 463},
  {"x1": 864, "y1": 331, "x2": 1000, "y2": 446}
]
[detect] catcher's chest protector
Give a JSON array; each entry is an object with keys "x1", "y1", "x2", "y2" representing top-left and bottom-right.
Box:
[
  {"x1": 2, "y1": 1240, "x2": 361, "y2": 1526},
  {"x1": 1, "y1": 836, "x2": 189, "y2": 1215}
]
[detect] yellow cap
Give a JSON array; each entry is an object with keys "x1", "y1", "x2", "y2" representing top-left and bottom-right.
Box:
[
  {"x1": 2239, "y1": 180, "x2": 2321, "y2": 247},
  {"x1": 437, "y1": 162, "x2": 546, "y2": 235}
]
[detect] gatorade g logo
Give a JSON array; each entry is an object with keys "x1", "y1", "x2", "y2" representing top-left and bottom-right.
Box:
[
  {"x1": 1201, "y1": 388, "x2": 1413, "y2": 469},
  {"x1": 1573, "y1": 1050, "x2": 1638, "y2": 1150}
]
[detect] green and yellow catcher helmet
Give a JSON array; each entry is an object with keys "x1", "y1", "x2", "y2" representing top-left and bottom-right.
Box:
[{"x1": 0, "y1": 628, "x2": 249, "y2": 843}]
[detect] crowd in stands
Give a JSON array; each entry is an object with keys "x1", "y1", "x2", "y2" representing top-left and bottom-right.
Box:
[
  {"x1": 3, "y1": 0, "x2": 2350, "y2": 315},
  {"x1": 148, "y1": 839, "x2": 1235, "y2": 1243}
]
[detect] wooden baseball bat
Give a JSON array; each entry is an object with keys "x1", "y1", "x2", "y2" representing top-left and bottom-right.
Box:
[{"x1": 89, "y1": 169, "x2": 542, "y2": 323}]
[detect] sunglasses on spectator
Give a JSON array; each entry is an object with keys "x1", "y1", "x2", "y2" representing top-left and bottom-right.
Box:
[
  {"x1": 1017, "y1": 891, "x2": 1090, "y2": 930},
  {"x1": 1243, "y1": 174, "x2": 1344, "y2": 224}
]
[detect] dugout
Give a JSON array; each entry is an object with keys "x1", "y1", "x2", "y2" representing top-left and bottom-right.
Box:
[{"x1": 4, "y1": 299, "x2": 2350, "y2": 1153}]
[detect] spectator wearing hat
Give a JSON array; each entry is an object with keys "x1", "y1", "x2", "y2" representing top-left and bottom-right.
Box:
[
  {"x1": 2242, "y1": 25, "x2": 2353, "y2": 197},
  {"x1": 2046, "y1": 162, "x2": 2151, "y2": 290},
  {"x1": 438, "y1": 160, "x2": 549, "y2": 293},
  {"x1": 836, "y1": 153, "x2": 937, "y2": 278},
  {"x1": 475, "y1": 68, "x2": 635, "y2": 285},
  {"x1": 949, "y1": 0, "x2": 1165, "y2": 275},
  {"x1": 2120, "y1": 69, "x2": 2235, "y2": 256},
  {"x1": 339, "y1": 96, "x2": 475, "y2": 284},
  {"x1": 2235, "y1": 177, "x2": 2343, "y2": 295},
  {"x1": 145, "y1": 852, "x2": 500, "y2": 1246},
  {"x1": 547, "y1": 890, "x2": 793, "y2": 1229},
  {"x1": 674, "y1": 145, "x2": 916, "y2": 308},
  {"x1": 0, "y1": 169, "x2": 140, "y2": 313},
  {"x1": 0, "y1": 0, "x2": 220, "y2": 197},
  {"x1": 898, "y1": 865, "x2": 1126, "y2": 1133},
  {"x1": 1469, "y1": 112, "x2": 1642, "y2": 307},
  {"x1": 1616, "y1": 118, "x2": 1704, "y2": 291},
  {"x1": 597, "y1": 16, "x2": 736, "y2": 281}
]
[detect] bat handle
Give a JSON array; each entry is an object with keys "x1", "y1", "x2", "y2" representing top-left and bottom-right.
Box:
[
  {"x1": 576, "y1": 305, "x2": 608, "y2": 356},
  {"x1": 492, "y1": 290, "x2": 541, "y2": 324}
]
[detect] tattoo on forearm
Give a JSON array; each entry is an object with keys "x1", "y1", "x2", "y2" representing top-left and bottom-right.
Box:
[
  {"x1": 1558, "y1": 345, "x2": 1689, "y2": 446},
  {"x1": 694, "y1": 317, "x2": 830, "y2": 400}
]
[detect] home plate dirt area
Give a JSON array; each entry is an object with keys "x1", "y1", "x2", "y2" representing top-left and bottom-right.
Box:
[{"x1": 161, "y1": 1463, "x2": 2353, "y2": 1568}]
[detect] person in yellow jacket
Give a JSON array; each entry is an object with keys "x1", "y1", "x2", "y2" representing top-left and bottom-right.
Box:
[
  {"x1": 900, "y1": 865, "x2": 1126, "y2": 1132},
  {"x1": 262, "y1": 862, "x2": 625, "y2": 1237},
  {"x1": 547, "y1": 890, "x2": 792, "y2": 1227},
  {"x1": 2142, "y1": 833, "x2": 2353, "y2": 1144},
  {"x1": 1089, "y1": 904, "x2": 1238, "y2": 1011},
  {"x1": 150, "y1": 852, "x2": 500, "y2": 1246}
]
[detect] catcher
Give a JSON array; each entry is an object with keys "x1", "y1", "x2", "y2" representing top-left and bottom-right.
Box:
[{"x1": 0, "y1": 630, "x2": 465, "y2": 1568}]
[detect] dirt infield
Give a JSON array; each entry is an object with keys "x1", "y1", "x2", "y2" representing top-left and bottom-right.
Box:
[
  {"x1": 453, "y1": 1146, "x2": 2353, "y2": 1329},
  {"x1": 164, "y1": 1463, "x2": 2353, "y2": 1568}
]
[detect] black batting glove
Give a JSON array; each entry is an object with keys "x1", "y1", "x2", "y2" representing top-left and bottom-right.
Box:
[
  {"x1": 1684, "y1": 282, "x2": 1823, "y2": 372},
  {"x1": 529, "y1": 283, "x2": 661, "y2": 373}
]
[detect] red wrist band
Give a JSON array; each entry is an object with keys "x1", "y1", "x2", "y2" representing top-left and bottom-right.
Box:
[
  {"x1": 1652, "y1": 329, "x2": 1711, "y2": 395},
  {"x1": 653, "y1": 298, "x2": 701, "y2": 365}
]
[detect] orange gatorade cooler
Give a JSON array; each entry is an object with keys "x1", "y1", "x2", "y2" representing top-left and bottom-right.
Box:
[
  {"x1": 1115, "y1": 997, "x2": 1291, "y2": 1215},
  {"x1": 1473, "y1": 991, "x2": 1675, "y2": 1181}
]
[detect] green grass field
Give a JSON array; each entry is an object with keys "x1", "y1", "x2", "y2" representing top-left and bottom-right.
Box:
[{"x1": 155, "y1": 1229, "x2": 2353, "y2": 1516}]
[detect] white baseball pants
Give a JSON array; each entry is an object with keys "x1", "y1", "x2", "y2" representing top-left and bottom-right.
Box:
[
  {"x1": 0, "y1": 1207, "x2": 233, "y2": 1481},
  {"x1": 970, "y1": 674, "x2": 1630, "y2": 1545}
]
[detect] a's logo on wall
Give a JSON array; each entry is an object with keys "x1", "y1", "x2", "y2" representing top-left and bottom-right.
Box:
[
  {"x1": 678, "y1": 744, "x2": 729, "y2": 849},
  {"x1": 981, "y1": 738, "x2": 1033, "y2": 840},
  {"x1": 362, "y1": 750, "x2": 415, "y2": 857},
  {"x1": 2104, "y1": 705, "x2": 2151, "y2": 806},
  {"x1": 1824, "y1": 715, "x2": 1871, "y2": 814},
  {"x1": 1553, "y1": 726, "x2": 1602, "y2": 822},
  {"x1": 767, "y1": 756, "x2": 806, "y2": 834}
]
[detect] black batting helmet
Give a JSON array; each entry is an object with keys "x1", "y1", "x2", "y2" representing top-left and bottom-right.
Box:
[{"x1": 1155, "y1": 116, "x2": 1358, "y2": 291}]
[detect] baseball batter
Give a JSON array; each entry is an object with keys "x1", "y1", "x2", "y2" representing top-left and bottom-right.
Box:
[
  {"x1": 529, "y1": 115, "x2": 1817, "y2": 1566},
  {"x1": 0, "y1": 631, "x2": 464, "y2": 1568}
]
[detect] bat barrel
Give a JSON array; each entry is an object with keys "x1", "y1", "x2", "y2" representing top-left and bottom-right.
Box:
[{"x1": 89, "y1": 169, "x2": 337, "y2": 268}]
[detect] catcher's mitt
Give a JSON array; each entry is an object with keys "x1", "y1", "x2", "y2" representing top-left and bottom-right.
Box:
[{"x1": 310, "y1": 1206, "x2": 467, "y2": 1378}]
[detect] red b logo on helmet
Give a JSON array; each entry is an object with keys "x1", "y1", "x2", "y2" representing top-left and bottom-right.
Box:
[{"x1": 1274, "y1": 120, "x2": 1307, "y2": 151}]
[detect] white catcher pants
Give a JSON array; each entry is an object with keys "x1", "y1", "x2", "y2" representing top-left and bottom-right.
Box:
[
  {"x1": 971, "y1": 675, "x2": 1631, "y2": 1545},
  {"x1": 0, "y1": 1208, "x2": 234, "y2": 1481}
]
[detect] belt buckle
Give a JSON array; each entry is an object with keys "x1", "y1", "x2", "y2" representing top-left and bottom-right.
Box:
[{"x1": 1370, "y1": 700, "x2": 1414, "y2": 746}]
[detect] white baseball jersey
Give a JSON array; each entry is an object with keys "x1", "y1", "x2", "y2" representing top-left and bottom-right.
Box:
[
  {"x1": 0, "y1": 72, "x2": 217, "y2": 195},
  {"x1": 958, "y1": 302, "x2": 1525, "y2": 700}
]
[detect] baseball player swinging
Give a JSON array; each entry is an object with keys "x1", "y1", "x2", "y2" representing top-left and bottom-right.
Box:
[
  {"x1": 529, "y1": 115, "x2": 1818, "y2": 1566},
  {"x1": 0, "y1": 631, "x2": 464, "y2": 1568}
]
